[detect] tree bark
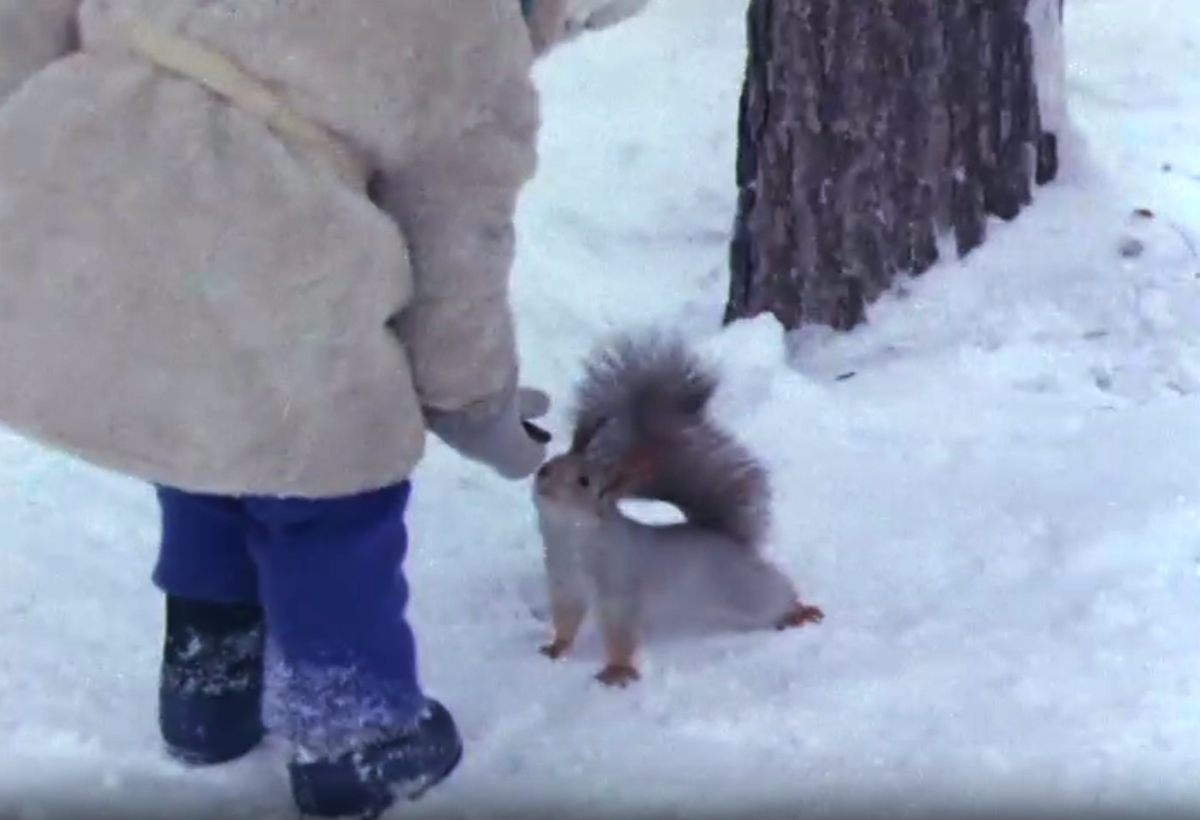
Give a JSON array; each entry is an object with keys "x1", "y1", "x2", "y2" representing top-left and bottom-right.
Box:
[{"x1": 726, "y1": 0, "x2": 1065, "y2": 332}]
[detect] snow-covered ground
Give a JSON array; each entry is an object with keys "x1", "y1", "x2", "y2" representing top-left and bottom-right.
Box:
[{"x1": 4, "y1": 0, "x2": 1200, "y2": 816}]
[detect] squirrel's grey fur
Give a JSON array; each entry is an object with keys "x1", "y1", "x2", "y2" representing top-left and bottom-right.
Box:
[
  {"x1": 570, "y1": 328, "x2": 718, "y2": 458},
  {"x1": 568, "y1": 328, "x2": 771, "y2": 550},
  {"x1": 533, "y1": 329, "x2": 822, "y2": 686}
]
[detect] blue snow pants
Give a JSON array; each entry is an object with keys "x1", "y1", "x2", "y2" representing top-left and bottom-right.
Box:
[{"x1": 151, "y1": 481, "x2": 425, "y2": 757}]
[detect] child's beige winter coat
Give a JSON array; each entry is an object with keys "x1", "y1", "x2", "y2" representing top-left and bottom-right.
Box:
[{"x1": 0, "y1": 0, "x2": 590, "y2": 497}]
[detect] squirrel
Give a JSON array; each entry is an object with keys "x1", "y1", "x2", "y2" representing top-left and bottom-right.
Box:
[{"x1": 531, "y1": 329, "x2": 824, "y2": 687}]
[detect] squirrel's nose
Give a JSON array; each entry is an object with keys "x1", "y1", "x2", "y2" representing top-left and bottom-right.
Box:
[{"x1": 536, "y1": 463, "x2": 551, "y2": 480}]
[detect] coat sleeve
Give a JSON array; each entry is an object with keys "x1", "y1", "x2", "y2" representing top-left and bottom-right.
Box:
[
  {"x1": 0, "y1": 0, "x2": 81, "y2": 103},
  {"x1": 374, "y1": 75, "x2": 540, "y2": 414}
]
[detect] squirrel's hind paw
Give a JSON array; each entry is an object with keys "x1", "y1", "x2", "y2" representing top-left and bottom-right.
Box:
[
  {"x1": 595, "y1": 663, "x2": 641, "y2": 688},
  {"x1": 775, "y1": 602, "x2": 825, "y2": 630},
  {"x1": 539, "y1": 638, "x2": 574, "y2": 660}
]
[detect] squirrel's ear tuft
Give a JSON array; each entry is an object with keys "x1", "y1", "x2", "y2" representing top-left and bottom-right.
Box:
[{"x1": 569, "y1": 423, "x2": 596, "y2": 455}]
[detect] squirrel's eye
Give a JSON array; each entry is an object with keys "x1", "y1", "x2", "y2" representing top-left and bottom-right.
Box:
[{"x1": 578, "y1": 475, "x2": 591, "y2": 488}]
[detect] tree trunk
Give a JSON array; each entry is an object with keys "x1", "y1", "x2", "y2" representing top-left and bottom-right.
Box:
[{"x1": 726, "y1": 0, "x2": 1066, "y2": 332}]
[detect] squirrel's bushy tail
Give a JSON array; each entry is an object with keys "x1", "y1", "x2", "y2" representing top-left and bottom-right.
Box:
[
  {"x1": 569, "y1": 328, "x2": 771, "y2": 550},
  {"x1": 571, "y1": 328, "x2": 716, "y2": 454}
]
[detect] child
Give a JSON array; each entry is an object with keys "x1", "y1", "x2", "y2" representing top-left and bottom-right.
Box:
[{"x1": 0, "y1": 0, "x2": 649, "y2": 816}]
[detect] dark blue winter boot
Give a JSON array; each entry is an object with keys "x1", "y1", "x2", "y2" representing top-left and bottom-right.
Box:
[
  {"x1": 158, "y1": 595, "x2": 267, "y2": 766},
  {"x1": 288, "y1": 698, "x2": 463, "y2": 819}
]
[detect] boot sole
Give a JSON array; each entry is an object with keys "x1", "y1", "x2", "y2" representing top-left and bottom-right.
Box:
[
  {"x1": 405, "y1": 741, "x2": 464, "y2": 803},
  {"x1": 163, "y1": 733, "x2": 266, "y2": 767}
]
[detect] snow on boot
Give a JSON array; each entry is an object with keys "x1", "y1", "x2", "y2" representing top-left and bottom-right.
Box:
[
  {"x1": 158, "y1": 595, "x2": 267, "y2": 766},
  {"x1": 288, "y1": 698, "x2": 463, "y2": 819}
]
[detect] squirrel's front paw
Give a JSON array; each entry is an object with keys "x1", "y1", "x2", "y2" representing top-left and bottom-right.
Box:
[
  {"x1": 776, "y1": 602, "x2": 825, "y2": 630},
  {"x1": 539, "y1": 638, "x2": 573, "y2": 660},
  {"x1": 595, "y1": 663, "x2": 640, "y2": 688}
]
